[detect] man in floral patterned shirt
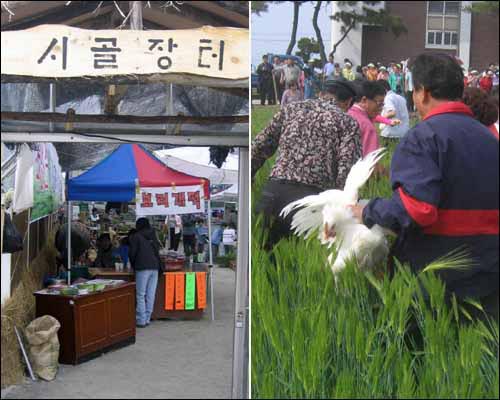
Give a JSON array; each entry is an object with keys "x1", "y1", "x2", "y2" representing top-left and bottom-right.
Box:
[{"x1": 252, "y1": 79, "x2": 362, "y2": 249}]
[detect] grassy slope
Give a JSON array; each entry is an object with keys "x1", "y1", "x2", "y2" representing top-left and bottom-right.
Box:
[{"x1": 251, "y1": 106, "x2": 499, "y2": 399}]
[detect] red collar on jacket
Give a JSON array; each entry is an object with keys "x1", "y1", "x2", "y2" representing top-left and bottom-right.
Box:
[{"x1": 423, "y1": 101, "x2": 473, "y2": 121}]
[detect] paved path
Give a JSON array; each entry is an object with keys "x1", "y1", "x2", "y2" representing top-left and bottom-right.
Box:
[{"x1": 2, "y1": 267, "x2": 236, "y2": 399}]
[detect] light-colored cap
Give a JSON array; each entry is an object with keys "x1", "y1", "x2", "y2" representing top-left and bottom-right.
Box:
[
  {"x1": 367, "y1": 63, "x2": 375, "y2": 68},
  {"x1": 345, "y1": 62, "x2": 352, "y2": 67},
  {"x1": 379, "y1": 66, "x2": 387, "y2": 71}
]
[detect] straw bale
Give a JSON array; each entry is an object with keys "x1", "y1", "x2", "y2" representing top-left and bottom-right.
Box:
[{"x1": 1, "y1": 234, "x2": 57, "y2": 388}]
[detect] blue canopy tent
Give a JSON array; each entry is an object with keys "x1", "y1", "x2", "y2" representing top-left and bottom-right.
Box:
[{"x1": 65, "y1": 144, "x2": 214, "y2": 319}]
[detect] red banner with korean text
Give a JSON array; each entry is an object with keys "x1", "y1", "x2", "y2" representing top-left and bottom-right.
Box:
[{"x1": 136, "y1": 185, "x2": 205, "y2": 216}]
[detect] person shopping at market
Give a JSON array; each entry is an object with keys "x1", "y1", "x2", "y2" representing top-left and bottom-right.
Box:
[
  {"x1": 350, "y1": 53, "x2": 499, "y2": 321},
  {"x1": 222, "y1": 223, "x2": 237, "y2": 255},
  {"x1": 93, "y1": 233, "x2": 115, "y2": 268},
  {"x1": 195, "y1": 219, "x2": 209, "y2": 260},
  {"x1": 128, "y1": 218, "x2": 161, "y2": 328},
  {"x1": 252, "y1": 77, "x2": 362, "y2": 250},
  {"x1": 181, "y1": 214, "x2": 197, "y2": 257},
  {"x1": 166, "y1": 214, "x2": 182, "y2": 251},
  {"x1": 211, "y1": 223, "x2": 225, "y2": 258}
]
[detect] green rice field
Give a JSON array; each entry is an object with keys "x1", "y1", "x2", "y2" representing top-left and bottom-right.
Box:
[{"x1": 251, "y1": 105, "x2": 499, "y2": 399}]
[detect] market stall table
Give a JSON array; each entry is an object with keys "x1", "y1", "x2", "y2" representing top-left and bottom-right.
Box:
[
  {"x1": 34, "y1": 282, "x2": 136, "y2": 365},
  {"x1": 152, "y1": 263, "x2": 209, "y2": 320},
  {"x1": 89, "y1": 267, "x2": 135, "y2": 282}
]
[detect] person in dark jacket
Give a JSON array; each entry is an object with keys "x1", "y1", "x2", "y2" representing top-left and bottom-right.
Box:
[
  {"x1": 94, "y1": 233, "x2": 115, "y2": 268},
  {"x1": 257, "y1": 55, "x2": 274, "y2": 105},
  {"x1": 128, "y1": 218, "x2": 161, "y2": 328},
  {"x1": 350, "y1": 53, "x2": 499, "y2": 321}
]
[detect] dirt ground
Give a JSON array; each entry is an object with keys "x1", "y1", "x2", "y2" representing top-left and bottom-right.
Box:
[{"x1": 1, "y1": 266, "x2": 236, "y2": 399}]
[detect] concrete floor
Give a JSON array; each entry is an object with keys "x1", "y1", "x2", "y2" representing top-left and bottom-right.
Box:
[{"x1": 1, "y1": 266, "x2": 236, "y2": 400}]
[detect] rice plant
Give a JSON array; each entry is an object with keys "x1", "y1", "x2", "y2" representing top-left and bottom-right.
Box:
[
  {"x1": 251, "y1": 112, "x2": 498, "y2": 399},
  {"x1": 251, "y1": 219, "x2": 499, "y2": 398}
]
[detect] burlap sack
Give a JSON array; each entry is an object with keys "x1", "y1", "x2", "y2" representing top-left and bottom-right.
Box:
[{"x1": 25, "y1": 315, "x2": 61, "y2": 381}]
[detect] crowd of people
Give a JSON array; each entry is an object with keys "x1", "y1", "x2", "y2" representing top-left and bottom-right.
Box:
[
  {"x1": 256, "y1": 53, "x2": 499, "y2": 143},
  {"x1": 252, "y1": 52, "x2": 499, "y2": 321},
  {"x1": 256, "y1": 54, "x2": 499, "y2": 118}
]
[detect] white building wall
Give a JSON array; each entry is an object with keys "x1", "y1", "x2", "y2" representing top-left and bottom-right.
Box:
[
  {"x1": 459, "y1": 1, "x2": 472, "y2": 70},
  {"x1": 330, "y1": 1, "x2": 385, "y2": 67}
]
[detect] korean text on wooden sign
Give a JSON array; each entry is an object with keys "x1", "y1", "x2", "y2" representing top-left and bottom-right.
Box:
[{"x1": 1, "y1": 25, "x2": 248, "y2": 80}]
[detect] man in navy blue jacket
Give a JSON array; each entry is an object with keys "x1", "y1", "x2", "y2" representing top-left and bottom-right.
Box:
[{"x1": 351, "y1": 53, "x2": 499, "y2": 320}]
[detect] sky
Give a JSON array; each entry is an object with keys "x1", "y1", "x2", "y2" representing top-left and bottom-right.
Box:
[
  {"x1": 156, "y1": 147, "x2": 239, "y2": 171},
  {"x1": 251, "y1": 2, "x2": 332, "y2": 69}
]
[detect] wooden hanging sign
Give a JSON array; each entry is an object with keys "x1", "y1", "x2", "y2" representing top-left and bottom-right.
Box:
[{"x1": 1, "y1": 24, "x2": 249, "y2": 87}]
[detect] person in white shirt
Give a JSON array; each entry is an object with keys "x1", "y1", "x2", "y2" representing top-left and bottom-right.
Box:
[
  {"x1": 222, "y1": 224, "x2": 237, "y2": 255},
  {"x1": 165, "y1": 214, "x2": 182, "y2": 251},
  {"x1": 404, "y1": 67, "x2": 414, "y2": 112},
  {"x1": 378, "y1": 79, "x2": 410, "y2": 139},
  {"x1": 322, "y1": 54, "x2": 335, "y2": 80},
  {"x1": 89, "y1": 207, "x2": 100, "y2": 230}
]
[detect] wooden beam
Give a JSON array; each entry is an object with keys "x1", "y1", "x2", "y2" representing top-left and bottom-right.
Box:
[
  {"x1": 1, "y1": 25, "x2": 249, "y2": 87},
  {"x1": 142, "y1": 1, "x2": 237, "y2": 29},
  {"x1": 0, "y1": 74, "x2": 248, "y2": 88},
  {"x1": 0, "y1": 132, "x2": 248, "y2": 147},
  {"x1": 1, "y1": 112, "x2": 249, "y2": 125},
  {"x1": 60, "y1": 5, "x2": 114, "y2": 27},
  {"x1": 1, "y1": 1, "x2": 109, "y2": 30},
  {"x1": 188, "y1": 1, "x2": 248, "y2": 28},
  {"x1": 1, "y1": 1, "x2": 65, "y2": 28},
  {"x1": 141, "y1": 7, "x2": 202, "y2": 29}
]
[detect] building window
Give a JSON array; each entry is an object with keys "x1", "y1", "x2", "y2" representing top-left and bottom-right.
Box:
[{"x1": 426, "y1": 1, "x2": 460, "y2": 49}]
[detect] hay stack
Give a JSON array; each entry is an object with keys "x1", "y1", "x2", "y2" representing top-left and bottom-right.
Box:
[{"x1": 1, "y1": 234, "x2": 57, "y2": 388}]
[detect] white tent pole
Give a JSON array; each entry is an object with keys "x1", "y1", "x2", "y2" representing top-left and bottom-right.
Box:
[
  {"x1": 26, "y1": 208, "x2": 30, "y2": 270},
  {"x1": 231, "y1": 148, "x2": 249, "y2": 399},
  {"x1": 207, "y1": 196, "x2": 214, "y2": 321},
  {"x1": 48, "y1": 83, "x2": 56, "y2": 243},
  {"x1": 67, "y1": 200, "x2": 72, "y2": 285},
  {"x1": 67, "y1": 169, "x2": 72, "y2": 285}
]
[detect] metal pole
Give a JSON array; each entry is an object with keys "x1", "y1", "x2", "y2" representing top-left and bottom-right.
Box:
[
  {"x1": 49, "y1": 83, "x2": 56, "y2": 132},
  {"x1": 14, "y1": 326, "x2": 36, "y2": 382},
  {"x1": 169, "y1": 84, "x2": 174, "y2": 115},
  {"x1": 67, "y1": 169, "x2": 72, "y2": 285},
  {"x1": 1, "y1": 206, "x2": 4, "y2": 256},
  {"x1": 231, "y1": 148, "x2": 249, "y2": 399},
  {"x1": 49, "y1": 83, "x2": 56, "y2": 245},
  {"x1": 67, "y1": 200, "x2": 72, "y2": 285},
  {"x1": 207, "y1": 197, "x2": 214, "y2": 321},
  {"x1": 26, "y1": 209, "x2": 30, "y2": 270},
  {"x1": 0, "y1": 144, "x2": 3, "y2": 254}
]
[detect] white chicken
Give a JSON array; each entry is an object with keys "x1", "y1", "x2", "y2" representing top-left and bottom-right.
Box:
[{"x1": 280, "y1": 148, "x2": 389, "y2": 274}]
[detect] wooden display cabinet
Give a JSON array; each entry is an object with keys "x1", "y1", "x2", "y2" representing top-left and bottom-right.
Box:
[{"x1": 34, "y1": 282, "x2": 136, "y2": 364}]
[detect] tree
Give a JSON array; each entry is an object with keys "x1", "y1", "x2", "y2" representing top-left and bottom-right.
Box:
[
  {"x1": 251, "y1": 1, "x2": 306, "y2": 55},
  {"x1": 330, "y1": 2, "x2": 407, "y2": 57},
  {"x1": 287, "y1": 2, "x2": 304, "y2": 55},
  {"x1": 251, "y1": 1, "x2": 270, "y2": 15},
  {"x1": 295, "y1": 37, "x2": 320, "y2": 63},
  {"x1": 312, "y1": 1, "x2": 330, "y2": 66},
  {"x1": 463, "y1": 1, "x2": 499, "y2": 16}
]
